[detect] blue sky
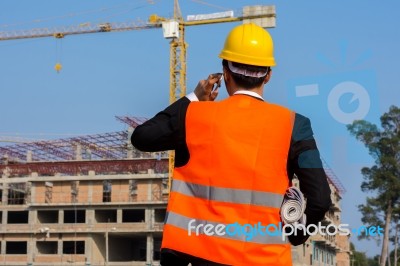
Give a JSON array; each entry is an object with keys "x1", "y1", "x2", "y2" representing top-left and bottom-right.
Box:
[{"x1": 1, "y1": 0, "x2": 399, "y2": 256}]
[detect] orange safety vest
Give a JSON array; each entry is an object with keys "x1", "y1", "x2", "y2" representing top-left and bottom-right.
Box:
[{"x1": 162, "y1": 94, "x2": 295, "y2": 266}]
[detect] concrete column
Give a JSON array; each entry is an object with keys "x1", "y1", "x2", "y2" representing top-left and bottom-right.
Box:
[
  {"x1": 1, "y1": 183, "x2": 8, "y2": 205},
  {"x1": 75, "y1": 144, "x2": 82, "y2": 160},
  {"x1": 117, "y1": 209, "x2": 123, "y2": 224},
  {"x1": 26, "y1": 150, "x2": 33, "y2": 162},
  {"x1": 30, "y1": 173, "x2": 38, "y2": 205},
  {"x1": 88, "y1": 171, "x2": 95, "y2": 205},
  {"x1": 1, "y1": 163, "x2": 9, "y2": 177},
  {"x1": 88, "y1": 182, "x2": 93, "y2": 205},
  {"x1": 147, "y1": 180, "x2": 153, "y2": 201},
  {"x1": 86, "y1": 236, "x2": 92, "y2": 265},
  {"x1": 59, "y1": 210, "x2": 64, "y2": 224},
  {"x1": 105, "y1": 231, "x2": 109, "y2": 265},
  {"x1": 85, "y1": 148, "x2": 92, "y2": 160},
  {"x1": 1, "y1": 240, "x2": 5, "y2": 255},
  {"x1": 145, "y1": 209, "x2": 153, "y2": 230},
  {"x1": 29, "y1": 182, "x2": 35, "y2": 204},
  {"x1": 146, "y1": 233, "x2": 154, "y2": 264},
  {"x1": 27, "y1": 235, "x2": 34, "y2": 263},
  {"x1": 2, "y1": 210, "x2": 7, "y2": 225},
  {"x1": 127, "y1": 127, "x2": 134, "y2": 159},
  {"x1": 86, "y1": 209, "x2": 94, "y2": 226},
  {"x1": 58, "y1": 240, "x2": 62, "y2": 255},
  {"x1": 29, "y1": 210, "x2": 37, "y2": 225},
  {"x1": 1, "y1": 170, "x2": 7, "y2": 207}
]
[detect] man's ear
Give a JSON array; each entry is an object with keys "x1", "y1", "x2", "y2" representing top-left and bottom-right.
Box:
[
  {"x1": 223, "y1": 67, "x2": 229, "y2": 82},
  {"x1": 264, "y1": 69, "x2": 272, "y2": 84}
]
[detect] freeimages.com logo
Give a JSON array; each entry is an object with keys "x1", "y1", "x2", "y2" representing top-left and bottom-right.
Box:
[{"x1": 187, "y1": 220, "x2": 383, "y2": 241}]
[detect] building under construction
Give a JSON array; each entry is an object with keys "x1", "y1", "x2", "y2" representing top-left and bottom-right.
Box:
[
  {"x1": 0, "y1": 116, "x2": 350, "y2": 266},
  {"x1": 291, "y1": 166, "x2": 351, "y2": 266}
]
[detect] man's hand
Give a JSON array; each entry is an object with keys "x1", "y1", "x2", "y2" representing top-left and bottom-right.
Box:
[{"x1": 194, "y1": 73, "x2": 222, "y2": 101}]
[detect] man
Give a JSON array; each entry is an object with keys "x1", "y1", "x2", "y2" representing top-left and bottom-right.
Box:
[{"x1": 131, "y1": 23, "x2": 331, "y2": 266}]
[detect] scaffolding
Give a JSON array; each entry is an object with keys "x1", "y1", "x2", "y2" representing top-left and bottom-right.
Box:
[
  {"x1": 322, "y1": 158, "x2": 346, "y2": 195},
  {"x1": 0, "y1": 131, "x2": 129, "y2": 162},
  {"x1": 115, "y1": 116, "x2": 148, "y2": 128},
  {"x1": 0, "y1": 116, "x2": 169, "y2": 177}
]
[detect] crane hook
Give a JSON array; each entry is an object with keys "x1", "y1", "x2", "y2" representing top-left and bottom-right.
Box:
[{"x1": 54, "y1": 63, "x2": 62, "y2": 73}]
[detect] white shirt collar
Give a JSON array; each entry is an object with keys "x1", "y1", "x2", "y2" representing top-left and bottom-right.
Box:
[{"x1": 233, "y1": 90, "x2": 264, "y2": 101}]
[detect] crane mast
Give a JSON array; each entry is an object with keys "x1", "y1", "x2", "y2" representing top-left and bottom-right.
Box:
[
  {"x1": 170, "y1": 0, "x2": 187, "y2": 102},
  {"x1": 167, "y1": 0, "x2": 187, "y2": 185}
]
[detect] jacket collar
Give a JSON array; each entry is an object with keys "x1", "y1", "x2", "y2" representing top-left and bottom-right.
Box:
[{"x1": 233, "y1": 90, "x2": 264, "y2": 101}]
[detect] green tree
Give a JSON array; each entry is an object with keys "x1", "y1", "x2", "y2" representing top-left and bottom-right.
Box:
[
  {"x1": 389, "y1": 214, "x2": 400, "y2": 266},
  {"x1": 389, "y1": 247, "x2": 400, "y2": 266},
  {"x1": 347, "y1": 105, "x2": 400, "y2": 266},
  {"x1": 350, "y1": 242, "x2": 369, "y2": 266},
  {"x1": 368, "y1": 255, "x2": 380, "y2": 266}
]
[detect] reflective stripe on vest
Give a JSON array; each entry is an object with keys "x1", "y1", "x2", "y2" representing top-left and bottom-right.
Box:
[
  {"x1": 171, "y1": 179, "x2": 284, "y2": 209},
  {"x1": 165, "y1": 210, "x2": 287, "y2": 245},
  {"x1": 162, "y1": 95, "x2": 294, "y2": 266}
]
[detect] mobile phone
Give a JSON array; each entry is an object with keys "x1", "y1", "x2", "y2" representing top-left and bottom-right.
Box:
[{"x1": 213, "y1": 73, "x2": 223, "y2": 91}]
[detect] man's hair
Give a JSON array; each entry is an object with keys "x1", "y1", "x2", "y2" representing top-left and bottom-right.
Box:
[{"x1": 222, "y1": 59, "x2": 271, "y2": 89}]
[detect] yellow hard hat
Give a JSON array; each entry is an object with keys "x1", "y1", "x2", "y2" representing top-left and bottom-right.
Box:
[{"x1": 219, "y1": 23, "x2": 276, "y2": 67}]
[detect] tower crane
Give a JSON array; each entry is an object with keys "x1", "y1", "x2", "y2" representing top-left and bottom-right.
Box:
[{"x1": 0, "y1": 0, "x2": 276, "y2": 188}]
